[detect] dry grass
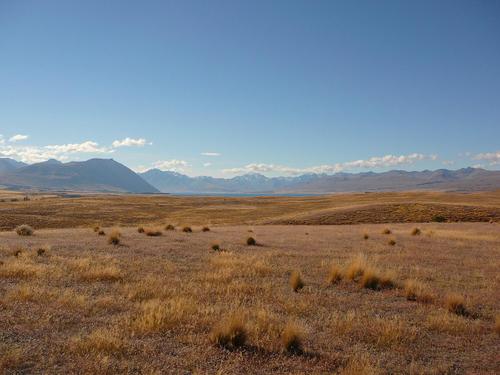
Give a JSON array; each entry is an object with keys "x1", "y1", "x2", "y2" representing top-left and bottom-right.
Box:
[
  {"x1": 495, "y1": 315, "x2": 500, "y2": 336},
  {"x1": 382, "y1": 228, "x2": 391, "y2": 235},
  {"x1": 137, "y1": 226, "x2": 145, "y2": 233},
  {"x1": 202, "y1": 226, "x2": 210, "y2": 232},
  {"x1": 107, "y1": 229, "x2": 121, "y2": 245},
  {"x1": 70, "y1": 328, "x2": 124, "y2": 355},
  {"x1": 404, "y1": 279, "x2": 434, "y2": 303},
  {"x1": 281, "y1": 321, "x2": 304, "y2": 354},
  {"x1": 211, "y1": 243, "x2": 220, "y2": 251},
  {"x1": 344, "y1": 254, "x2": 369, "y2": 281},
  {"x1": 165, "y1": 224, "x2": 175, "y2": 230},
  {"x1": 290, "y1": 270, "x2": 304, "y2": 292},
  {"x1": 182, "y1": 226, "x2": 192, "y2": 233},
  {"x1": 388, "y1": 239, "x2": 396, "y2": 246},
  {"x1": 363, "y1": 233, "x2": 369, "y2": 240},
  {"x1": 327, "y1": 264, "x2": 343, "y2": 284},
  {"x1": 210, "y1": 313, "x2": 247, "y2": 349},
  {"x1": 97, "y1": 229, "x2": 105, "y2": 236},
  {"x1": 359, "y1": 268, "x2": 395, "y2": 290},
  {"x1": 411, "y1": 227, "x2": 421, "y2": 235},
  {"x1": 15, "y1": 224, "x2": 33, "y2": 236}
]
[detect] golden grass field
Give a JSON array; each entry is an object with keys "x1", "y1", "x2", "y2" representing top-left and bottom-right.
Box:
[{"x1": 0, "y1": 191, "x2": 499, "y2": 374}]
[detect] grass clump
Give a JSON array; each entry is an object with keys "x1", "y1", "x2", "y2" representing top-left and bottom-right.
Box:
[
  {"x1": 182, "y1": 226, "x2": 192, "y2": 233},
  {"x1": 37, "y1": 246, "x2": 49, "y2": 256},
  {"x1": 411, "y1": 227, "x2": 421, "y2": 236},
  {"x1": 165, "y1": 224, "x2": 175, "y2": 231},
  {"x1": 382, "y1": 228, "x2": 391, "y2": 235},
  {"x1": 93, "y1": 225, "x2": 100, "y2": 233},
  {"x1": 211, "y1": 244, "x2": 221, "y2": 251},
  {"x1": 290, "y1": 270, "x2": 304, "y2": 292},
  {"x1": 446, "y1": 294, "x2": 469, "y2": 316},
  {"x1": 97, "y1": 230, "x2": 105, "y2": 236},
  {"x1": 359, "y1": 268, "x2": 395, "y2": 290},
  {"x1": 432, "y1": 215, "x2": 446, "y2": 223},
  {"x1": 137, "y1": 226, "x2": 145, "y2": 233},
  {"x1": 107, "y1": 230, "x2": 121, "y2": 245},
  {"x1": 210, "y1": 313, "x2": 247, "y2": 349},
  {"x1": 327, "y1": 264, "x2": 342, "y2": 285},
  {"x1": 344, "y1": 254, "x2": 368, "y2": 281},
  {"x1": 404, "y1": 279, "x2": 434, "y2": 303},
  {"x1": 246, "y1": 237, "x2": 257, "y2": 246},
  {"x1": 145, "y1": 228, "x2": 162, "y2": 236},
  {"x1": 363, "y1": 233, "x2": 369, "y2": 240},
  {"x1": 388, "y1": 239, "x2": 396, "y2": 246},
  {"x1": 281, "y1": 322, "x2": 304, "y2": 354},
  {"x1": 202, "y1": 226, "x2": 210, "y2": 232},
  {"x1": 15, "y1": 224, "x2": 33, "y2": 236}
]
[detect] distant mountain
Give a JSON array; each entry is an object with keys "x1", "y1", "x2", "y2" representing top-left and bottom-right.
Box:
[
  {"x1": 0, "y1": 158, "x2": 159, "y2": 193},
  {"x1": 140, "y1": 167, "x2": 500, "y2": 194},
  {"x1": 0, "y1": 158, "x2": 27, "y2": 175}
]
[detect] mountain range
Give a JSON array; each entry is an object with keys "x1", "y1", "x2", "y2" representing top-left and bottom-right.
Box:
[{"x1": 0, "y1": 157, "x2": 499, "y2": 194}]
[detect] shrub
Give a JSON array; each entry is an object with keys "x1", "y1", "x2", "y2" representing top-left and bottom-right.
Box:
[
  {"x1": 388, "y1": 239, "x2": 396, "y2": 246},
  {"x1": 165, "y1": 224, "x2": 175, "y2": 231},
  {"x1": 137, "y1": 226, "x2": 145, "y2": 233},
  {"x1": 363, "y1": 233, "x2": 369, "y2": 240},
  {"x1": 382, "y1": 228, "x2": 391, "y2": 235},
  {"x1": 36, "y1": 247, "x2": 48, "y2": 256},
  {"x1": 98, "y1": 230, "x2": 105, "y2": 236},
  {"x1": 182, "y1": 226, "x2": 192, "y2": 233},
  {"x1": 108, "y1": 230, "x2": 121, "y2": 245},
  {"x1": 210, "y1": 314, "x2": 247, "y2": 349},
  {"x1": 281, "y1": 322, "x2": 304, "y2": 354},
  {"x1": 404, "y1": 279, "x2": 434, "y2": 303},
  {"x1": 446, "y1": 294, "x2": 468, "y2": 316},
  {"x1": 211, "y1": 244, "x2": 220, "y2": 251},
  {"x1": 290, "y1": 271, "x2": 304, "y2": 292},
  {"x1": 327, "y1": 264, "x2": 342, "y2": 285},
  {"x1": 145, "y1": 228, "x2": 162, "y2": 236},
  {"x1": 15, "y1": 224, "x2": 33, "y2": 236},
  {"x1": 411, "y1": 228, "x2": 421, "y2": 236},
  {"x1": 202, "y1": 226, "x2": 210, "y2": 232},
  {"x1": 246, "y1": 237, "x2": 257, "y2": 246},
  {"x1": 432, "y1": 215, "x2": 446, "y2": 223}
]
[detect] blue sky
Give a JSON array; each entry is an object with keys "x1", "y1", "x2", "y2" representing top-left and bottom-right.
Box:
[{"x1": 0, "y1": 0, "x2": 499, "y2": 176}]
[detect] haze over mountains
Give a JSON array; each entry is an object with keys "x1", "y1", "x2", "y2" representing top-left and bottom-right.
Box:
[{"x1": 0, "y1": 157, "x2": 499, "y2": 194}]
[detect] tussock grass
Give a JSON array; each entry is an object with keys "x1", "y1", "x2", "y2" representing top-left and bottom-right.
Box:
[
  {"x1": 404, "y1": 279, "x2": 434, "y2": 303},
  {"x1": 108, "y1": 230, "x2": 121, "y2": 245},
  {"x1": 382, "y1": 228, "x2": 391, "y2": 235},
  {"x1": 210, "y1": 313, "x2": 248, "y2": 349},
  {"x1": 281, "y1": 321, "x2": 304, "y2": 354},
  {"x1": 359, "y1": 268, "x2": 395, "y2": 290},
  {"x1": 388, "y1": 239, "x2": 396, "y2": 246},
  {"x1": 344, "y1": 254, "x2": 368, "y2": 281},
  {"x1": 211, "y1": 244, "x2": 221, "y2": 251},
  {"x1": 202, "y1": 226, "x2": 210, "y2": 232},
  {"x1": 363, "y1": 233, "x2": 369, "y2": 240},
  {"x1": 290, "y1": 270, "x2": 304, "y2": 292},
  {"x1": 246, "y1": 236, "x2": 257, "y2": 246},
  {"x1": 16, "y1": 224, "x2": 33, "y2": 236},
  {"x1": 70, "y1": 328, "x2": 124, "y2": 354},
  {"x1": 426, "y1": 311, "x2": 478, "y2": 335},
  {"x1": 446, "y1": 294, "x2": 469, "y2": 316},
  {"x1": 137, "y1": 226, "x2": 145, "y2": 233},
  {"x1": 145, "y1": 228, "x2": 162, "y2": 236},
  {"x1": 97, "y1": 229, "x2": 105, "y2": 236},
  {"x1": 411, "y1": 227, "x2": 421, "y2": 236},
  {"x1": 182, "y1": 226, "x2": 192, "y2": 233},
  {"x1": 0, "y1": 258, "x2": 45, "y2": 279},
  {"x1": 327, "y1": 264, "x2": 342, "y2": 284},
  {"x1": 131, "y1": 297, "x2": 195, "y2": 333},
  {"x1": 93, "y1": 225, "x2": 100, "y2": 233},
  {"x1": 70, "y1": 259, "x2": 122, "y2": 282},
  {"x1": 165, "y1": 224, "x2": 175, "y2": 231}
]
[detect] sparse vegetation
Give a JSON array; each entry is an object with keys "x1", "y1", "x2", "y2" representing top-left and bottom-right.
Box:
[
  {"x1": 344, "y1": 254, "x2": 368, "y2": 281},
  {"x1": 202, "y1": 226, "x2": 210, "y2": 232},
  {"x1": 16, "y1": 224, "x2": 34, "y2": 236},
  {"x1": 388, "y1": 239, "x2": 396, "y2": 246},
  {"x1": 137, "y1": 226, "x2": 145, "y2": 233},
  {"x1": 382, "y1": 228, "x2": 391, "y2": 235},
  {"x1": 210, "y1": 313, "x2": 247, "y2": 349},
  {"x1": 411, "y1": 227, "x2": 421, "y2": 235},
  {"x1": 107, "y1": 230, "x2": 121, "y2": 245},
  {"x1": 290, "y1": 270, "x2": 304, "y2": 292},
  {"x1": 359, "y1": 268, "x2": 395, "y2": 290},
  {"x1": 327, "y1": 264, "x2": 342, "y2": 284},
  {"x1": 97, "y1": 229, "x2": 105, "y2": 236},
  {"x1": 404, "y1": 279, "x2": 434, "y2": 303},
  {"x1": 246, "y1": 236, "x2": 257, "y2": 246},
  {"x1": 165, "y1": 224, "x2": 175, "y2": 231},
  {"x1": 182, "y1": 226, "x2": 192, "y2": 233}
]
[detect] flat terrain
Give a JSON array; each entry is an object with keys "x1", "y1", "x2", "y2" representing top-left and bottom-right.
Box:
[
  {"x1": 1, "y1": 222, "x2": 499, "y2": 374},
  {"x1": 0, "y1": 190, "x2": 499, "y2": 230}
]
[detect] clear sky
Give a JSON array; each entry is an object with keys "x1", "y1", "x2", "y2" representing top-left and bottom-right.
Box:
[{"x1": 0, "y1": 0, "x2": 499, "y2": 177}]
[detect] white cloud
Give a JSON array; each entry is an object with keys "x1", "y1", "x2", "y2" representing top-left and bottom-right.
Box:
[
  {"x1": 222, "y1": 153, "x2": 436, "y2": 176},
  {"x1": 442, "y1": 160, "x2": 455, "y2": 166},
  {"x1": 203, "y1": 162, "x2": 212, "y2": 167},
  {"x1": 0, "y1": 135, "x2": 4, "y2": 144},
  {"x1": 9, "y1": 134, "x2": 28, "y2": 142},
  {"x1": 151, "y1": 159, "x2": 190, "y2": 172},
  {"x1": 45, "y1": 141, "x2": 109, "y2": 154},
  {"x1": 112, "y1": 137, "x2": 149, "y2": 148},
  {"x1": 201, "y1": 152, "x2": 221, "y2": 157},
  {"x1": 472, "y1": 151, "x2": 500, "y2": 165}
]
